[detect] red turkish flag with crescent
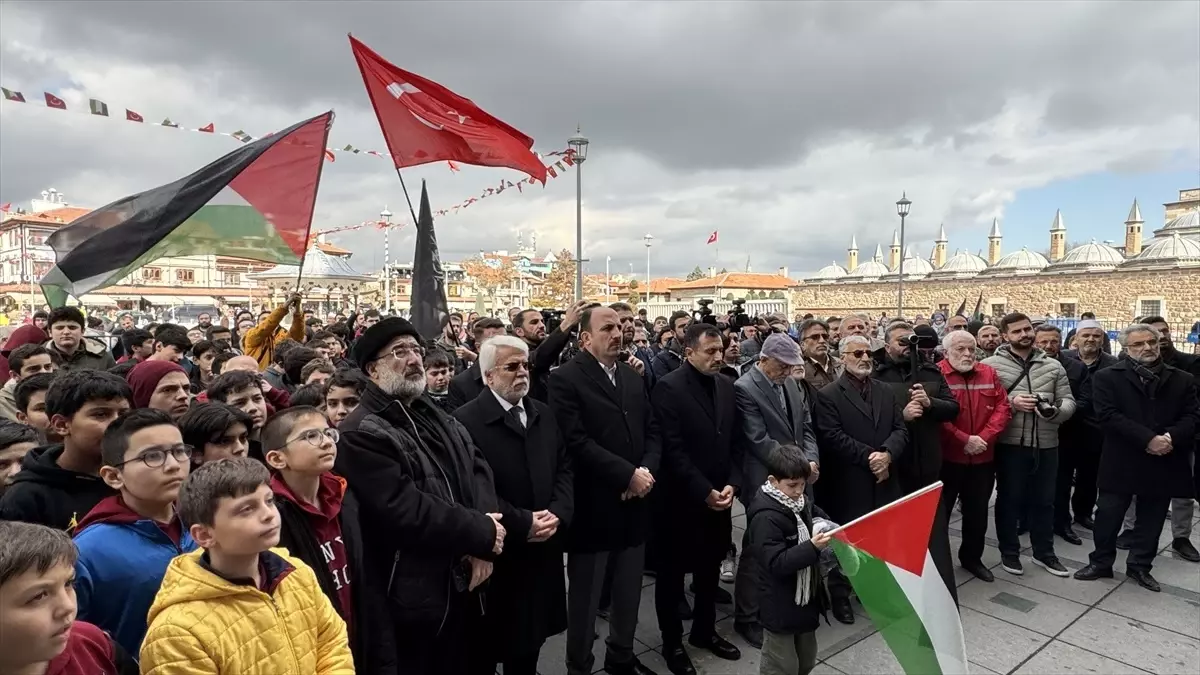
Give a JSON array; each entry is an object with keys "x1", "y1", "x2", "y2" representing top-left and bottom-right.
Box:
[
  {"x1": 126, "y1": 110, "x2": 144, "y2": 122},
  {"x1": 349, "y1": 35, "x2": 547, "y2": 183},
  {"x1": 707, "y1": 230, "x2": 719, "y2": 245},
  {"x1": 44, "y1": 92, "x2": 66, "y2": 110}
]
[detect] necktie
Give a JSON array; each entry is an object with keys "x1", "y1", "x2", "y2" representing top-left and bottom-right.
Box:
[
  {"x1": 509, "y1": 405, "x2": 526, "y2": 428},
  {"x1": 777, "y1": 384, "x2": 787, "y2": 410}
]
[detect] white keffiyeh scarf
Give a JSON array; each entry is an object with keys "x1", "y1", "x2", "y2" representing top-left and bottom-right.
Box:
[{"x1": 761, "y1": 480, "x2": 813, "y2": 605}]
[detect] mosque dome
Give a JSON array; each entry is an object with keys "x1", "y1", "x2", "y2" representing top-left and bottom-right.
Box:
[
  {"x1": 1120, "y1": 232, "x2": 1200, "y2": 270},
  {"x1": 928, "y1": 250, "x2": 988, "y2": 279},
  {"x1": 1044, "y1": 239, "x2": 1124, "y2": 274},
  {"x1": 805, "y1": 262, "x2": 847, "y2": 283},
  {"x1": 1154, "y1": 209, "x2": 1199, "y2": 238},
  {"x1": 844, "y1": 259, "x2": 890, "y2": 281},
  {"x1": 978, "y1": 247, "x2": 1049, "y2": 276},
  {"x1": 883, "y1": 247, "x2": 933, "y2": 279}
]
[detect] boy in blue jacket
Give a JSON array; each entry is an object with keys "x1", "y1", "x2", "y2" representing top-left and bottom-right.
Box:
[
  {"x1": 747, "y1": 444, "x2": 834, "y2": 675},
  {"x1": 73, "y1": 408, "x2": 197, "y2": 655}
]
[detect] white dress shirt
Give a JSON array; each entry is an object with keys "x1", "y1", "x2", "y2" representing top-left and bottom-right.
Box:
[{"x1": 492, "y1": 389, "x2": 526, "y2": 427}]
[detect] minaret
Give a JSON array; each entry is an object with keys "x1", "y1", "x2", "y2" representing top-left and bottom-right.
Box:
[
  {"x1": 847, "y1": 235, "x2": 859, "y2": 272},
  {"x1": 934, "y1": 223, "x2": 948, "y2": 268},
  {"x1": 888, "y1": 229, "x2": 901, "y2": 270},
  {"x1": 873, "y1": 243, "x2": 884, "y2": 263},
  {"x1": 987, "y1": 218, "x2": 1002, "y2": 266},
  {"x1": 517, "y1": 229, "x2": 524, "y2": 252},
  {"x1": 1049, "y1": 209, "x2": 1066, "y2": 262},
  {"x1": 1124, "y1": 199, "x2": 1144, "y2": 256}
]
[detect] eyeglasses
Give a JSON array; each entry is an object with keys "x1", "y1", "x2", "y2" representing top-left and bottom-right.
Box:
[
  {"x1": 496, "y1": 361, "x2": 530, "y2": 373},
  {"x1": 844, "y1": 349, "x2": 871, "y2": 359},
  {"x1": 112, "y1": 444, "x2": 194, "y2": 468},
  {"x1": 384, "y1": 343, "x2": 426, "y2": 360},
  {"x1": 803, "y1": 333, "x2": 829, "y2": 342},
  {"x1": 284, "y1": 427, "x2": 340, "y2": 448}
]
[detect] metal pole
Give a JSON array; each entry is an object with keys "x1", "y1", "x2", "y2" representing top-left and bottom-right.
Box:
[
  {"x1": 897, "y1": 212, "x2": 906, "y2": 318},
  {"x1": 605, "y1": 257, "x2": 610, "y2": 299},
  {"x1": 383, "y1": 220, "x2": 390, "y2": 315},
  {"x1": 575, "y1": 160, "x2": 583, "y2": 301},
  {"x1": 645, "y1": 244, "x2": 651, "y2": 304}
]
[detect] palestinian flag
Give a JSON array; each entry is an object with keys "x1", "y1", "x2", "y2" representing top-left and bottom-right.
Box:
[
  {"x1": 39, "y1": 110, "x2": 334, "y2": 307},
  {"x1": 830, "y1": 482, "x2": 969, "y2": 675},
  {"x1": 89, "y1": 99, "x2": 109, "y2": 116},
  {"x1": 2, "y1": 87, "x2": 25, "y2": 102}
]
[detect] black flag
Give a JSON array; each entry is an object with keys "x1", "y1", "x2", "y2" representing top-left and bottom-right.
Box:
[
  {"x1": 410, "y1": 181, "x2": 450, "y2": 340},
  {"x1": 971, "y1": 291, "x2": 984, "y2": 320},
  {"x1": 953, "y1": 298, "x2": 967, "y2": 317}
]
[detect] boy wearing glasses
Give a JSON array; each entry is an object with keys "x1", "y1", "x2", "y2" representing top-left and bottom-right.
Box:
[
  {"x1": 73, "y1": 409, "x2": 197, "y2": 655},
  {"x1": 0, "y1": 370, "x2": 133, "y2": 530},
  {"x1": 264, "y1": 406, "x2": 381, "y2": 672}
]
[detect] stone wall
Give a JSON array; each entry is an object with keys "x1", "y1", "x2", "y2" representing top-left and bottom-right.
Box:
[{"x1": 790, "y1": 269, "x2": 1200, "y2": 321}]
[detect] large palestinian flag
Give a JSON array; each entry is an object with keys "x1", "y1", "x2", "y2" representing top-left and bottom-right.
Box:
[
  {"x1": 39, "y1": 111, "x2": 334, "y2": 307},
  {"x1": 830, "y1": 482, "x2": 969, "y2": 675}
]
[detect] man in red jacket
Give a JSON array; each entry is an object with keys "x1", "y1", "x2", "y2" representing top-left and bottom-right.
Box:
[{"x1": 938, "y1": 330, "x2": 1012, "y2": 582}]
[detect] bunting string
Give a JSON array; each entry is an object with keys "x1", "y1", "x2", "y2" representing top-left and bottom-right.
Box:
[{"x1": 2, "y1": 86, "x2": 577, "y2": 221}]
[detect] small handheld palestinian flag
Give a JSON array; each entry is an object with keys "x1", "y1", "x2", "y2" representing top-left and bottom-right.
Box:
[
  {"x1": 830, "y1": 482, "x2": 969, "y2": 675},
  {"x1": 39, "y1": 110, "x2": 334, "y2": 307}
]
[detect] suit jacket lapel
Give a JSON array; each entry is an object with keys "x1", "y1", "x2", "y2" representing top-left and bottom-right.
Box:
[
  {"x1": 751, "y1": 367, "x2": 788, "y2": 422},
  {"x1": 784, "y1": 379, "x2": 805, "y2": 438},
  {"x1": 579, "y1": 352, "x2": 622, "y2": 405},
  {"x1": 868, "y1": 379, "x2": 885, "y2": 427},
  {"x1": 838, "y1": 377, "x2": 874, "y2": 421},
  {"x1": 521, "y1": 398, "x2": 553, "y2": 504}
]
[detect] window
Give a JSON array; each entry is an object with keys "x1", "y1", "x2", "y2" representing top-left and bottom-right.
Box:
[
  {"x1": 1138, "y1": 298, "x2": 1163, "y2": 318},
  {"x1": 28, "y1": 234, "x2": 45, "y2": 246},
  {"x1": 33, "y1": 262, "x2": 51, "y2": 278},
  {"x1": 176, "y1": 269, "x2": 194, "y2": 283},
  {"x1": 223, "y1": 271, "x2": 241, "y2": 285},
  {"x1": 938, "y1": 303, "x2": 950, "y2": 311},
  {"x1": 1058, "y1": 303, "x2": 1077, "y2": 318},
  {"x1": 143, "y1": 267, "x2": 162, "y2": 282},
  {"x1": 990, "y1": 303, "x2": 1006, "y2": 317}
]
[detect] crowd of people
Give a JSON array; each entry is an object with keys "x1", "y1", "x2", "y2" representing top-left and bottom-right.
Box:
[{"x1": 0, "y1": 296, "x2": 1196, "y2": 675}]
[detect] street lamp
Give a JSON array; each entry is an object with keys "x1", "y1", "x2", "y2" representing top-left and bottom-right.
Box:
[
  {"x1": 643, "y1": 234, "x2": 654, "y2": 304},
  {"x1": 895, "y1": 192, "x2": 911, "y2": 318},
  {"x1": 380, "y1": 206, "x2": 392, "y2": 314},
  {"x1": 568, "y1": 126, "x2": 590, "y2": 301}
]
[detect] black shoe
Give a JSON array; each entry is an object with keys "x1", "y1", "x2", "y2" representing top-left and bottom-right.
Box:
[
  {"x1": 733, "y1": 622, "x2": 763, "y2": 650},
  {"x1": 1032, "y1": 555, "x2": 1070, "y2": 577},
  {"x1": 1073, "y1": 563, "x2": 1113, "y2": 581},
  {"x1": 831, "y1": 596, "x2": 855, "y2": 625},
  {"x1": 962, "y1": 560, "x2": 994, "y2": 582},
  {"x1": 1172, "y1": 537, "x2": 1200, "y2": 563},
  {"x1": 1056, "y1": 525, "x2": 1082, "y2": 545},
  {"x1": 687, "y1": 582, "x2": 734, "y2": 605},
  {"x1": 1115, "y1": 531, "x2": 1133, "y2": 550},
  {"x1": 677, "y1": 597, "x2": 693, "y2": 621},
  {"x1": 597, "y1": 604, "x2": 610, "y2": 621},
  {"x1": 688, "y1": 634, "x2": 741, "y2": 661},
  {"x1": 1074, "y1": 515, "x2": 1094, "y2": 530},
  {"x1": 662, "y1": 645, "x2": 696, "y2": 675},
  {"x1": 1001, "y1": 555, "x2": 1024, "y2": 576},
  {"x1": 1017, "y1": 523, "x2": 1028, "y2": 536},
  {"x1": 604, "y1": 656, "x2": 658, "y2": 675},
  {"x1": 1127, "y1": 569, "x2": 1161, "y2": 592}
]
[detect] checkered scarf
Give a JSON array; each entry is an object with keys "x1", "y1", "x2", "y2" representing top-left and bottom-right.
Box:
[{"x1": 761, "y1": 480, "x2": 813, "y2": 605}]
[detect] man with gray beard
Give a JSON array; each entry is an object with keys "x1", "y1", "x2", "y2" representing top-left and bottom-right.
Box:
[{"x1": 335, "y1": 317, "x2": 504, "y2": 674}]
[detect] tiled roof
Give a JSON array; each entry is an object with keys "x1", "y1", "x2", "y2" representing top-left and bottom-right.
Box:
[
  {"x1": 1, "y1": 206, "x2": 92, "y2": 227},
  {"x1": 668, "y1": 273, "x2": 795, "y2": 291},
  {"x1": 314, "y1": 241, "x2": 352, "y2": 256}
]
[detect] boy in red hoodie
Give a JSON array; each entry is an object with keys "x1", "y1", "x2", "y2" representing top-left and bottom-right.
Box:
[
  {"x1": 0, "y1": 520, "x2": 138, "y2": 675},
  {"x1": 263, "y1": 405, "x2": 389, "y2": 673}
]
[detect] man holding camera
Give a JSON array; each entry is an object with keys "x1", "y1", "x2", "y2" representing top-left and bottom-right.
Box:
[
  {"x1": 512, "y1": 300, "x2": 588, "y2": 402},
  {"x1": 984, "y1": 313, "x2": 1076, "y2": 578}
]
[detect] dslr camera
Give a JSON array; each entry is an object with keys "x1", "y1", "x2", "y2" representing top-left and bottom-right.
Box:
[{"x1": 1034, "y1": 394, "x2": 1057, "y2": 418}]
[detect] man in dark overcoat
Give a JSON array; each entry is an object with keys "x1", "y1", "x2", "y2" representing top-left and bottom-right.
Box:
[
  {"x1": 548, "y1": 306, "x2": 661, "y2": 675},
  {"x1": 1075, "y1": 323, "x2": 1199, "y2": 592},
  {"x1": 454, "y1": 335, "x2": 574, "y2": 675},
  {"x1": 651, "y1": 323, "x2": 742, "y2": 675}
]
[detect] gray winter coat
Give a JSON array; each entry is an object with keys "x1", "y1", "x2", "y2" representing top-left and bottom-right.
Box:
[{"x1": 983, "y1": 344, "x2": 1076, "y2": 449}]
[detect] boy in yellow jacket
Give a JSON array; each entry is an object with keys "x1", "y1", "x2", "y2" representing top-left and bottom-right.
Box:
[
  {"x1": 242, "y1": 292, "x2": 306, "y2": 371},
  {"x1": 139, "y1": 457, "x2": 353, "y2": 675}
]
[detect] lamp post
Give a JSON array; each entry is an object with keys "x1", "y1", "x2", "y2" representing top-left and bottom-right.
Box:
[
  {"x1": 643, "y1": 234, "x2": 654, "y2": 304},
  {"x1": 380, "y1": 206, "x2": 392, "y2": 314},
  {"x1": 895, "y1": 192, "x2": 911, "y2": 319},
  {"x1": 605, "y1": 255, "x2": 611, "y2": 298},
  {"x1": 568, "y1": 127, "x2": 590, "y2": 301}
]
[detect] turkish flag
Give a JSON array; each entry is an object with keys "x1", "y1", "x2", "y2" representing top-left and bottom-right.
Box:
[
  {"x1": 199, "y1": 123, "x2": 215, "y2": 133},
  {"x1": 44, "y1": 92, "x2": 66, "y2": 110},
  {"x1": 126, "y1": 109, "x2": 144, "y2": 122},
  {"x1": 707, "y1": 230, "x2": 718, "y2": 245},
  {"x1": 349, "y1": 35, "x2": 547, "y2": 183}
]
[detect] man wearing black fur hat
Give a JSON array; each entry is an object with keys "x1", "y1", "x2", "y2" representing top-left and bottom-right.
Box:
[{"x1": 335, "y1": 317, "x2": 504, "y2": 674}]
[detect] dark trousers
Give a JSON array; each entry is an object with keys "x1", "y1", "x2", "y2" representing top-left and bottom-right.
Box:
[
  {"x1": 566, "y1": 545, "x2": 645, "y2": 675},
  {"x1": 1055, "y1": 440, "x2": 1099, "y2": 528},
  {"x1": 941, "y1": 461, "x2": 995, "y2": 565},
  {"x1": 735, "y1": 496, "x2": 767, "y2": 626},
  {"x1": 468, "y1": 649, "x2": 540, "y2": 675},
  {"x1": 655, "y1": 555, "x2": 719, "y2": 646},
  {"x1": 1090, "y1": 491, "x2": 1170, "y2": 573},
  {"x1": 995, "y1": 445, "x2": 1058, "y2": 559}
]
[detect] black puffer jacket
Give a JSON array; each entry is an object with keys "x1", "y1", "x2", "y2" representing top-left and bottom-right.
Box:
[
  {"x1": 334, "y1": 381, "x2": 499, "y2": 632},
  {"x1": 746, "y1": 489, "x2": 829, "y2": 634}
]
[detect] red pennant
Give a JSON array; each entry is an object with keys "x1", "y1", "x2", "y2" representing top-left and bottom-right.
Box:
[
  {"x1": 126, "y1": 110, "x2": 144, "y2": 122},
  {"x1": 44, "y1": 92, "x2": 66, "y2": 110},
  {"x1": 323, "y1": 149, "x2": 336, "y2": 163},
  {"x1": 199, "y1": 123, "x2": 215, "y2": 133}
]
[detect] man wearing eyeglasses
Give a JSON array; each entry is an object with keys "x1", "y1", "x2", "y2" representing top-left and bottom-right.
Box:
[
  {"x1": 336, "y1": 317, "x2": 504, "y2": 674},
  {"x1": 798, "y1": 318, "x2": 841, "y2": 390},
  {"x1": 1075, "y1": 323, "x2": 1200, "y2": 592},
  {"x1": 453, "y1": 335, "x2": 574, "y2": 675}
]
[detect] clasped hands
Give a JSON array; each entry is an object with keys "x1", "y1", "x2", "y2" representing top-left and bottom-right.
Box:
[
  {"x1": 868, "y1": 451, "x2": 890, "y2": 483},
  {"x1": 1147, "y1": 433, "x2": 1173, "y2": 456},
  {"x1": 705, "y1": 485, "x2": 735, "y2": 511},
  {"x1": 621, "y1": 466, "x2": 654, "y2": 500}
]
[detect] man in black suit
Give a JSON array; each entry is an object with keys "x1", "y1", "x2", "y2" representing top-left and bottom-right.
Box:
[
  {"x1": 447, "y1": 317, "x2": 507, "y2": 410},
  {"x1": 1061, "y1": 319, "x2": 1118, "y2": 534},
  {"x1": 548, "y1": 306, "x2": 661, "y2": 675},
  {"x1": 815, "y1": 334, "x2": 908, "y2": 525},
  {"x1": 651, "y1": 323, "x2": 742, "y2": 675},
  {"x1": 454, "y1": 335, "x2": 574, "y2": 675}
]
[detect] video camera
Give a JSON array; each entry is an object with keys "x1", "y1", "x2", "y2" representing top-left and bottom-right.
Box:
[
  {"x1": 541, "y1": 309, "x2": 566, "y2": 334},
  {"x1": 902, "y1": 331, "x2": 939, "y2": 350},
  {"x1": 692, "y1": 299, "x2": 719, "y2": 326},
  {"x1": 728, "y1": 298, "x2": 752, "y2": 330}
]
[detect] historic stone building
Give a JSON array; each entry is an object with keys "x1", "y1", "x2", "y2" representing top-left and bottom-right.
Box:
[{"x1": 791, "y1": 189, "x2": 1200, "y2": 321}]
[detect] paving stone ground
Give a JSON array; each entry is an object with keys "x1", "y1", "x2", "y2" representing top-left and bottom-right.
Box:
[{"x1": 530, "y1": 497, "x2": 1200, "y2": 675}]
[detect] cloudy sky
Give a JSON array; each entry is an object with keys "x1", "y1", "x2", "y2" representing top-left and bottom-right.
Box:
[{"x1": 1, "y1": 1, "x2": 1197, "y2": 280}]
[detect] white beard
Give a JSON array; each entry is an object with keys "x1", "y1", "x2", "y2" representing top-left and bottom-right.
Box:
[{"x1": 376, "y1": 366, "x2": 427, "y2": 401}]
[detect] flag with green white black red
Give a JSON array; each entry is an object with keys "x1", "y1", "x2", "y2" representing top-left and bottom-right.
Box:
[
  {"x1": 830, "y1": 482, "x2": 969, "y2": 675},
  {"x1": 39, "y1": 110, "x2": 334, "y2": 307}
]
